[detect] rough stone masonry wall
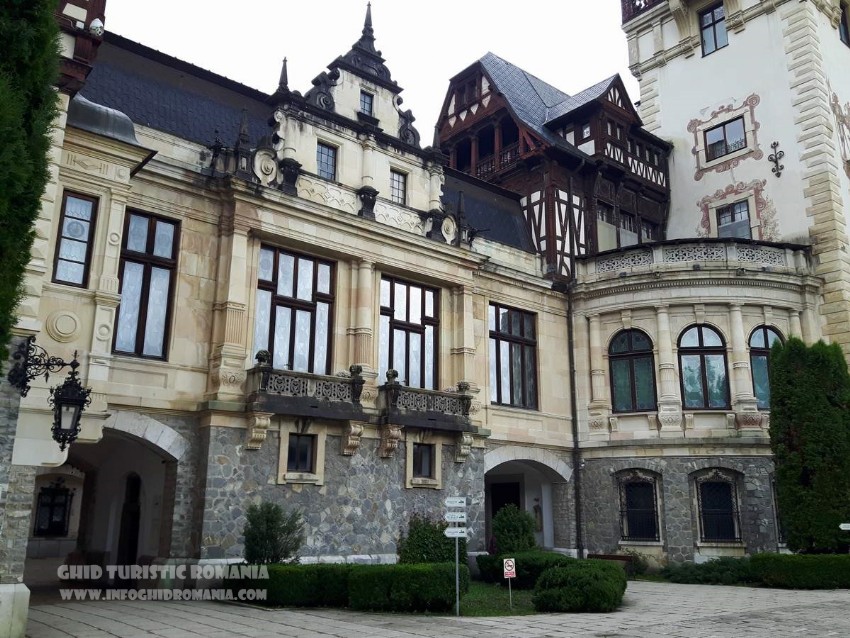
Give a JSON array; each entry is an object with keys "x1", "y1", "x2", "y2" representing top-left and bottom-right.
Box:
[
  {"x1": 0, "y1": 337, "x2": 36, "y2": 586},
  {"x1": 199, "y1": 426, "x2": 486, "y2": 560},
  {"x1": 582, "y1": 455, "x2": 778, "y2": 563}
]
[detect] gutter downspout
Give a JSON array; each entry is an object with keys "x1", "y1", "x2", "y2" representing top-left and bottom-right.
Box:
[{"x1": 566, "y1": 280, "x2": 584, "y2": 558}]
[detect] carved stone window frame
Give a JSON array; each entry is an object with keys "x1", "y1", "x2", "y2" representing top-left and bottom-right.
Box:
[
  {"x1": 688, "y1": 94, "x2": 762, "y2": 181},
  {"x1": 691, "y1": 467, "x2": 743, "y2": 545},
  {"x1": 405, "y1": 429, "x2": 442, "y2": 490},
  {"x1": 278, "y1": 419, "x2": 327, "y2": 485},
  {"x1": 616, "y1": 468, "x2": 663, "y2": 545}
]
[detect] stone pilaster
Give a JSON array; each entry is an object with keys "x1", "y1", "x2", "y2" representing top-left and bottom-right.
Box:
[
  {"x1": 587, "y1": 314, "x2": 609, "y2": 434},
  {"x1": 349, "y1": 259, "x2": 375, "y2": 378},
  {"x1": 655, "y1": 305, "x2": 683, "y2": 435},
  {"x1": 450, "y1": 286, "x2": 477, "y2": 392},
  {"x1": 729, "y1": 304, "x2": 761, "y2": 430}
]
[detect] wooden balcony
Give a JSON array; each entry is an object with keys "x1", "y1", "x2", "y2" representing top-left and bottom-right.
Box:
[
  {"x1": 475, "y1": 142, "x2": 521, "y2": 180},
  {"x1": 377, "y1": 370, "x2": 475, "y2": 433},
  {"x1": 246, "y1": 354, "x2": 365, "y2": 421}
]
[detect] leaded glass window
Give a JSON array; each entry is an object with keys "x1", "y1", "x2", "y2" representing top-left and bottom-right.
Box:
[
  {"x1": 54, "y1": 192, "x2": 97, "y2": 287},
  {"x1": 253, "y1": 247, "x2": 334, "y2": 374},
  {"x1": 749, "y1": 326, "x2": 783, "y2": 410},
  {"x1": 678, "y1": 325, "x2": 729, "y2": 409},
  {"x1": 489, "y1": 303, "x2": 537, "y2": 409},
  {"x1": 379, "y1": 277, "x2": 438, "y2": 389},
  {"x1": 114, "y1": 212, "x2": 178, "y2": 358},
  {"x1": 609, "y1": 330, "x2": 656, "y2": 413}
]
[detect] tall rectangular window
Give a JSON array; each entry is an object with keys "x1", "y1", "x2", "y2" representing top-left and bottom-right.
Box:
[
  {"x1": 840, "y1": 5, "x2": 849, "y2": 46},
  {"x1": 390, "y1": 170, "x2": 407, "y2": 205},
  {"x1": 252, "y1": 246, "x2": 334, "y2": 374},
  {"x1": 379, "y1": 276, "x2": 438, "y2": 389},
  {"x1": 316, "y1": 142, "x2": 337, "y2": 181},
  {"x1": 360, "y1": 91, "x2": 374, "y2": 116},
  {"x1": 34, "y1": 483, "x2": 72, "y2": 537},
  {"x1": 412, "y1": 443, "x2": 434, "y2": 479},
  {"x1": 53, "y1": 192, "x2": 98, "y2": 287},
  {"x1": 114, "y1": 212, "x2": 178, "y2": 358},
  {"x1": 287, "y1": 434, "x2": 315, "y2": 473},
  {"x1": 705, "y1": 117, "x2": 746, "y2": 161},
  {"x1": 700, "y1": 4, "x2": 728, "y2": 56},
  {"x1": 489, "y1": 303, "x2": 537, "y2": 409},
  {"x1": 717, "y1": 200, "x2": 750, "y2": 239}
]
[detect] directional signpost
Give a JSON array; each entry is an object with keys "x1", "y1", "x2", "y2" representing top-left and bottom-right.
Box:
[
  {"x1": 444, "y1": 496, "x2": 467, "y2": 617},
  {"x1": 503, "y1": 558, "x2": 516, "y2": 609},
  {"x1": 840, "y1": 523, "x2": 850, "y2": 531}
]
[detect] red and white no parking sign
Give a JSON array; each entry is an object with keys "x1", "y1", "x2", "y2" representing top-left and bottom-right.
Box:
[{"x1": 503, "y1": 557, "x2": 516, "y2": 579}]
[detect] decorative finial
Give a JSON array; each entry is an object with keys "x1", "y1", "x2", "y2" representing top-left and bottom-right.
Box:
[
  {"x1": 364, "y1": 2, "x2": 373, "y2": 35},
  {"x1": 432, "y1": 125, "x2": 440, "y2": 149},
  {"x1": 278, "y1": 57, "x2": 289, "y2": 93}
]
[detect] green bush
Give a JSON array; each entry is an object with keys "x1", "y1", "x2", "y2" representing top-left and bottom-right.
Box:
[
  {"x1": 750, "y1": 553, "x2": 850, "y2": 589},
  {"x1": 243, "y1": 502, "x2": 304, "y2": 565},
  {"x1": 660, "y1": 557, "x2": 756, "y2": 585},
  {"x1": 491, "y1": 504, "x2": 537, "y2": 554},
  {"x1": 397, "y1": 513, "x2": 467, "y2": 564},
  {"x1": 348, "y1": 563, "x2": 469, "y2": 612},
  {"x1": 226, "y1": 563, "x2": 351, "y2": 607},
  {"x1": 476, "y1": 550, "x2": 576, "y2": 589},
  {"x1": 532, "y1": 560, "x2": 627, "y2": 613}
]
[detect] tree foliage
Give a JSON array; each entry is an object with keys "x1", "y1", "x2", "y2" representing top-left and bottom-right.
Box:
[
  {"x1": 769, "y1": 338, "x2": 850, "y2": 553},
  {"x1": 491, "y1": 504, "x2": 537, "y2": 554},
  {"x1": 0, "y1": 0, "x2": 59, "y2": 358},
  {"x1": 243, "y1": 502, "x2": 304, "y2": 564},
  {"x1": 397, "y1": 513, "x2": 466, "y2": 564}
]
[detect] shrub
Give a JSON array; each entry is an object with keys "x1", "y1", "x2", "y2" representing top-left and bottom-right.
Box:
[
  {"x1": 348, "y1": 563, "x2": 469, "y2": 612},
  {"x1": 227, "y1": 564, "x2": 351, "y2": 607},
  {"x1": 243, "y1": 502, "x2": 304, "y2": 565},
  {"x1": 491, "y1": 504, "x2": 537, "y2": 554},
  {"x1": 750, "y1": 553, "x2": 850, "y2": 589},
  {"x1": 619, "y1": 550, "x2": 649, "y2": 578},
  {"x1": 532, "y1": 560, "x2": 627, "y2": 613},
  {"x1": 660, "y1": 557, "x2": 756, "y2": 585},
  {"x1": 397, "y1": 513, "x2": 467, "y2": 564},
  {"x1": 476, "y1": 550, "x2": 576, "y2": 589}
]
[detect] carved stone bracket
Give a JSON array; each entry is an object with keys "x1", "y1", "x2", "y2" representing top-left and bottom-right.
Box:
[
  {"x1": 341, "y1": 421, "x2": 365, "y2": 456},
  {"x1": 455, "y1": 432, "x2": 473, "y2": 463},
  {"x1": 279, "y1": 158, "x2": 301, "y2": 196},
  {"x1": 656, "y1": 407, "x2": 684, "y2": 433},
  {"x1": 246, "y1": 412, "x2": 273, "y2": 450},
  {"x1": 735, "y1": 411, "x2": 763, "y2": 431},
  {"x1": 357, "y1": 185, "x2": 379, "y2": 219},
  {"x1": 379, "y1": 423, "x2": 402, "y2": 458}
]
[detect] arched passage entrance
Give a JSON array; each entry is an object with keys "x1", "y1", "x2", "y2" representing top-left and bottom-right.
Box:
[{"x1": 484, "y1": 446, "x2": 573, "y2": 551}]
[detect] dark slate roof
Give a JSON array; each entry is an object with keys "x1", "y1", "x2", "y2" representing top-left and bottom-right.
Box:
[
  {"x1": 546, "y1": 75, "x2": 618, "y2": 122},
  {"x1": 442, "y1": 168, "x2": 535, "y2": 253},
  {"x1": 81, "y1": 33, "x2": 271, "y2": 148}
]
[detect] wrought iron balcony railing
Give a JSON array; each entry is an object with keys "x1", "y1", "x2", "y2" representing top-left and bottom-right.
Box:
[
  {"x1": 377, "y1": 370, "x2": 475, "y2": 432},
  {"x1": 622, "y1": 0, "x2": 665, "y2": 23}
]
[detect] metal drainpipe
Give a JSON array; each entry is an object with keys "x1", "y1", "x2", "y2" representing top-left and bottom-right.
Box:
[{"x1": 566, "y1": 281, "x2": 584, "y2": 558}]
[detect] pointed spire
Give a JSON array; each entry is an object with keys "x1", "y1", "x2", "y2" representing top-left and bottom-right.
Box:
[
  {"x1": 277, "y1": 57, "x2": 289, "y2": 93},
  {"x1": 354, "y1": 2, "x2": 377, "y2": 54},
  {"x1": 363, "y1": 3, "x2": 373, "y2": 38},
  {"x1": 432, "y1": 125, "x2": 440, "y2": 150}
]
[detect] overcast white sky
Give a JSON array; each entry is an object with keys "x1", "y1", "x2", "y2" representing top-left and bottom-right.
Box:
[{"x1": 104, "y1": 0, "x2": 638, "y2": 133}]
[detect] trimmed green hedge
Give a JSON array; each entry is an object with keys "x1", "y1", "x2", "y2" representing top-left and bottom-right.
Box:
[
  {"x1": 532, "y1": 560, "x2": 627, "y2": 613},
  {"x1": 660, "y1": 557, "x2": 757, "y2": 585},
  {"x1": 348, "y1": 563, "x2": 469, "y2": 612},
  {"x1": 227, "y1": 562, "x2": 467, "y2": 611},
  {"x1": 750, "y1": 553, "x2": 850, "y2": 589},
  {"x1": 477, "y1": 550, "x2": 576, "y2": 589}
]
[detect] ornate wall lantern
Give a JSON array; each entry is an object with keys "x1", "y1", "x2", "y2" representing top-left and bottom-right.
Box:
[{"x1": 6, "y1": 336, "x2": 92, "y2": 450}]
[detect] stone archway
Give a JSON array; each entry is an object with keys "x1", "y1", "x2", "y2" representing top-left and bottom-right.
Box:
[{"x1": 100, "y1": 411, "x2": 188, "y2": 461}]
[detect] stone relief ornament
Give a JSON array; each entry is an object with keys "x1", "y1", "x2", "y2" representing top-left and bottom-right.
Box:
[
  {"x1": 378, "y1": 423, "x2": 402, "y2": 458},
  {"x1": 246, "y1": 412, "x2": 272, "y2": 450},
  {"x1": 341, "y1": 422, "x2": 365, "y2": 456},
  {"x1": 455, "y1": 432, "x2": 473, "y2": 463},
  {"x1": 252, "y1": 148, "x2": 279, "y2": 188}
]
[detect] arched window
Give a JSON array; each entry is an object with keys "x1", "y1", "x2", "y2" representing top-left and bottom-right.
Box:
[
  {"x1": 609, "y1": 330, "x2": 656, "y2": 413},
  {"x1": 678, "y1": 325, "x2": 729, "y2": 409},
  {"x1": 695, "y1": 469, "x2": 741, "y2": 542},
  {"x1": 749, "y1": 326, "x2": 783, "y2": 410},
  {"x1": 618, "y1": 470, "x2": 660, "y2": 541}
]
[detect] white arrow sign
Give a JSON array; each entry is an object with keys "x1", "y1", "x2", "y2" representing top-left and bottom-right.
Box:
[
  {"x1": 444, "y1": 527, "x2": 468, "y2": 538},
  {"x1": 445, "y1": 511, "x2": 467, "y2": 523},
  {"x1": 840, "y1": 523, "x2": 850, "y2": 531},
  {"x1": 444, "y1": 497, "x2": 466, "y2": 508}
]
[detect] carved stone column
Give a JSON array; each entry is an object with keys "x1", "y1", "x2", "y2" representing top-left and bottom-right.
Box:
[
  {"x1": 427, "y1": 162, "x2": 443, "y2": 213},
  {"x1": 801, "y1": 303, "x2": 816, "y2": 344},
  {"x1": 361, "y1": 134, "x2": 376, "y2": 189},
  {"x1": 450, "y1": 286, "x2": 477, "y2": 393},
  {"x1": 789, "y1": 309, "x2": 803, "y2": 339},
  {"x1": 349, "y1": 260, "x2": 376, "y2": 397},
  {"x1": 729, "y1": 303, "x2": 761, "y2": 430},
  {"x1": 587, "y1": 314, "x2": 610, "y2": 433},
  {"x1": 655, "y1": 304, "x2": 683, "y2": 435}
]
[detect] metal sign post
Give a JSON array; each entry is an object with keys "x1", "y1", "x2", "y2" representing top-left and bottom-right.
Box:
[
  {"x1": 503, "y1": 557, "x2": 516, "y2": 610},
  {"x1": 444, "y1": 496, "x2": 467, "y2": 617}
]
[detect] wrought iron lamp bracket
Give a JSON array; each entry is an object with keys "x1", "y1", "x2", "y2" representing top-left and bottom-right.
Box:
[
  {"x1": 7, "y1": 335, "x2": 73, "y2": 397},
  {"x1": 768, "y1": 141, "x2": 784, "y2": 178}
]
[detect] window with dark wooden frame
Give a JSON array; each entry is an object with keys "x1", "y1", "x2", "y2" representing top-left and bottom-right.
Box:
[
  {"x1": 316, "y1": 142, "x2": 337, "y2": 181},
  {"x1": 705, "y1": 117, "x2": 746, "y2": 161},
  {"x1": 53, "y1": 191, "x2": 98, "y2": 287},
  {"x1": 717, "y1": 200, "x2": 751, "y2": 238},
  {"x1": 113, "y1": 212, "x2": 178, "y2": 359},
  {"x1": 34, "y1": 480, "x2": 72, "y2": 537},
  {"x1": 412, "y1": 442, "x2": 434, "y2": 479},
  {"x1": 700, "y1": 3, "x2": 728, "y2": 56},
  {"x1": 840, "y1": 4, "x2": 849, "y2": 46},
  {"x1": 609, "y1": 330, "x2": 656, "y2": 413},
  {"x1": 252, "y1": 246, "x2": 334, "y2": 374},
  {"x1": 749, "y1": 325, "x2": 783, "y2": 410},
  {"x1": 379, "y1": 276, "x2": 438, "y2": 389},
  {"x1": 359, "y1": 90, "x2": 374, "y2": 116},
  {"x1": 619, "y1": 476, "x2": 660, "y2": 541},
  {"x1": 489, "y1": 303, "x2": 537, "y2": 409},
  {"x1": 678, "y1": 325, "x2": 730, "y2": 409},
  {"x1": 697, "y1": 473, "x2": 741, "y2": 542},
  {"x1": 390, "y1": 170, "x2": 407, "y2": 205},
  {"x1": 287, "y1": 433, "x2": 316, "y2": 473}
]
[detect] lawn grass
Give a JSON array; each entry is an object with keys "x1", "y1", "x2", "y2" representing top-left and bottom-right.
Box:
[{"x1": 458, "y1": 581, "x2": 536, "y2": 616}]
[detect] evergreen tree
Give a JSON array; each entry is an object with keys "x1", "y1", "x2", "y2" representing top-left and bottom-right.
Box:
[
  {"x1": 769, "y1": 337, "x2": 850, "y2": 553},
  {"x1": 0, "y1": 0, "x2": 59, "y2": 359}
]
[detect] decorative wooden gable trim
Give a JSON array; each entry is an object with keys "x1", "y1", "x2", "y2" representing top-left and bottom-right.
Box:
[{"x1": 601, "y1": 76, "x2": 641, "y2": 124}]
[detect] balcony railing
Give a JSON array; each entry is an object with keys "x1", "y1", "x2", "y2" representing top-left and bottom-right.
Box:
[
  {"x1": 475, "y1": 142, "x2": 521, "y2": 180},
  {"x1": 378, "y1": 370, "x2": 475, "y2": 432},
  {"x1": 622, "y1": 0, "x2": 665, "y2": 23},
  {"x1": 247, "y1": 352, "x2": 365, "y2": 420}
]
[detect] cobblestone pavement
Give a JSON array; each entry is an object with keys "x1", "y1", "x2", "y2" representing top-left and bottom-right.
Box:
[{"x1": 26, "y1": 581, "x2": 850, "y2": 637}]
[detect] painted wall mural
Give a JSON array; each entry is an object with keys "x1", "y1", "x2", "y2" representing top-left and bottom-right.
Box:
[
  {"x1": 688, "y1": 94, "x2": 763, "y2": 181},
  {"x1": 830, "y1": 88, "x2": 850, "y2": 179},
  {"x1": 696, "y1": 179, "x2": 778, "y2": 241}
]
